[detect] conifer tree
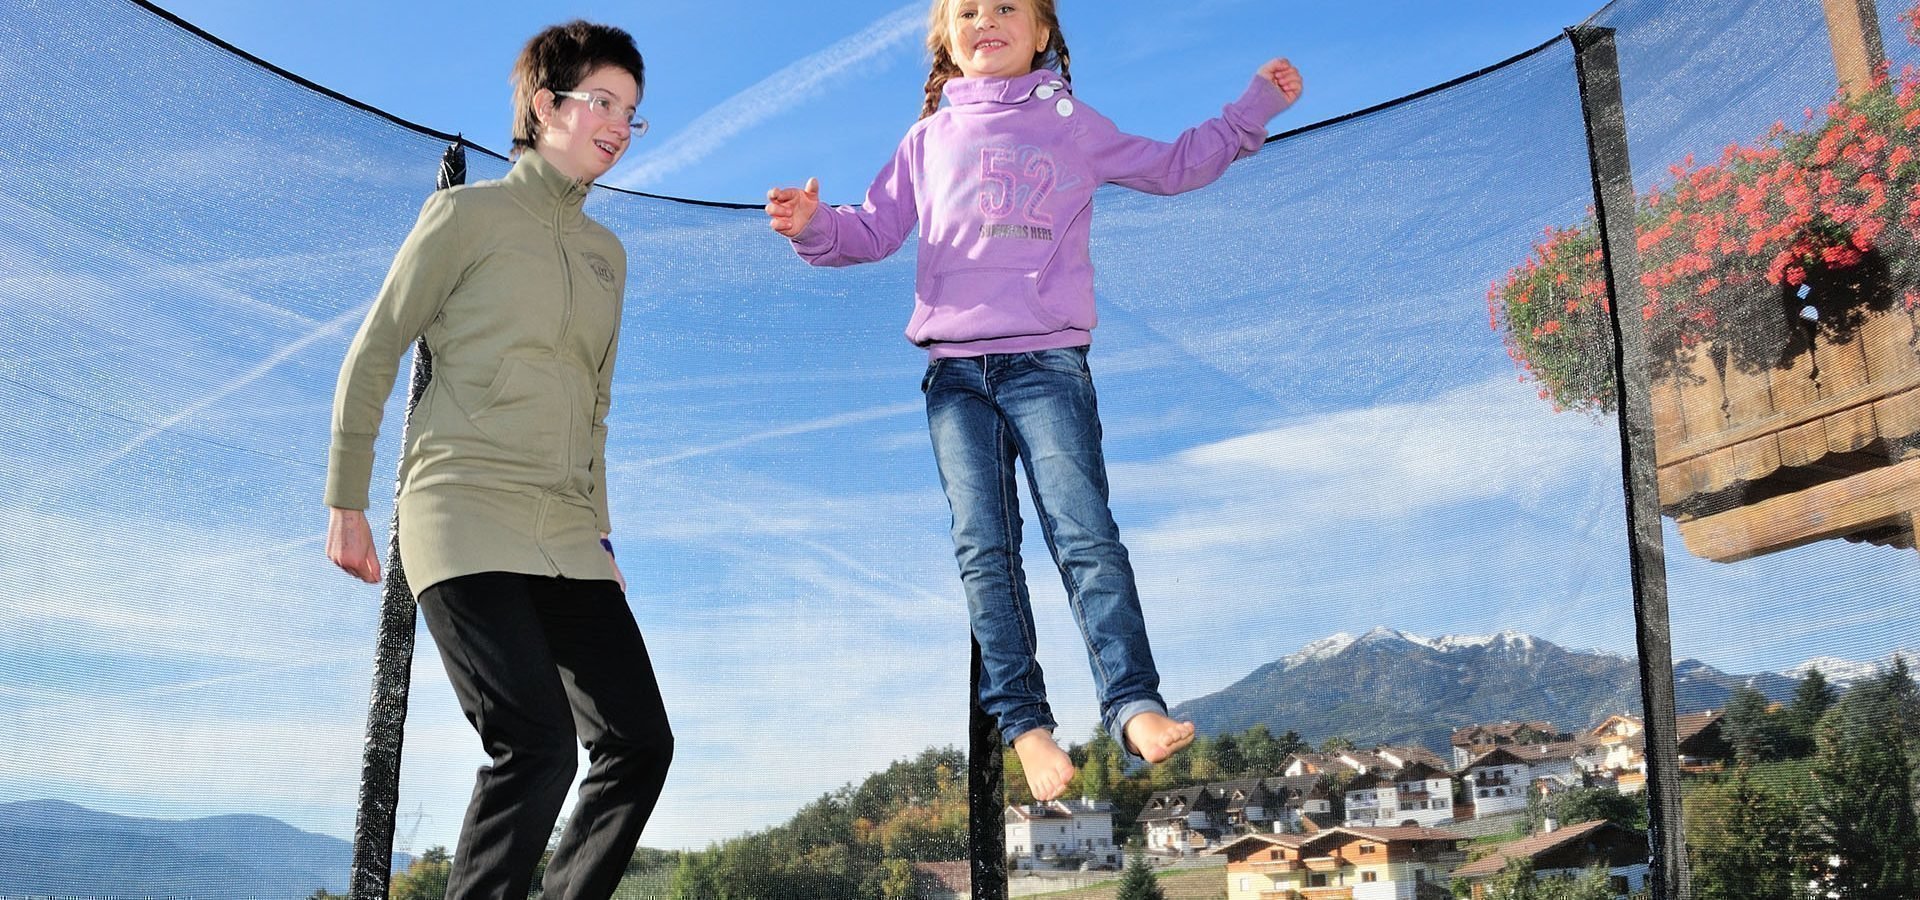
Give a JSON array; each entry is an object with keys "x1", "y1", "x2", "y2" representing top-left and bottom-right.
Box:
[
  {"x1": 1116, "y1": 853, "x2": 1167, "y2": 900},
  {"x1": 1807, "y1": 681, "x2": 1920, "y2": 898},
  {"x1": 1786, "y1": 668, "x2": 1837, "y2": 757},
  {"x1": 1688, "y1": 766, "x2": 1802, "y2": 900}
]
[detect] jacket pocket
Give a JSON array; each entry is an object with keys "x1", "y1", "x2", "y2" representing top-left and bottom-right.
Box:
[
  {"x1": 467, "y1": 356, "x2": 569, "y2": 466},
  {"x1": 908, "y1": 266, "x2": 1058, "y2": 346}
]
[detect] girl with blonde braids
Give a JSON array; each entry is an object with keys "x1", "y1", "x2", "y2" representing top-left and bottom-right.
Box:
[{"x1": 766, "y1": 1, "x2": 1301, "y2": 800}]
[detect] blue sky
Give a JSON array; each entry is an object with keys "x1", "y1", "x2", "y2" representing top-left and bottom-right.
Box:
[{"x1": 2, "y1": 0, "x2": 1918, "y2": 863}]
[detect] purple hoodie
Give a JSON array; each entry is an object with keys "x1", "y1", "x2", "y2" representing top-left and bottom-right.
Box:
[{"x1": 791, "y1": 68, "x2": 1292, "y2": 358}]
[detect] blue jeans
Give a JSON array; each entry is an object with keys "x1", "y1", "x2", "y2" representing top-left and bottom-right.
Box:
[{"x1": 923, "y1": 346, "x2": 1167, "y2": 759}]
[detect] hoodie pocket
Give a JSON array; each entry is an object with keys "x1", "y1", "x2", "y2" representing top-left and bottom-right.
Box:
[
  {"x1": 908, "y1": 266, "x2": 1059, "y2": 345},
  {"x1": 467, "y1": 356, "x2": 569, "y2": 466}
]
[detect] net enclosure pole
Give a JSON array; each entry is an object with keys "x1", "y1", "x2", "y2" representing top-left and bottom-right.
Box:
[
  {"x1": 1823, "y1": 0, "x2": 1887, "y2": 99},
  {"x1": 969, "y1": 637, "x2": 1008, "y2": 900},
  {"x1": 348, "y1": 141, "x2": 467, "y2": 900},
  {"x1": 1567, "y1": 27, "x2": 1690, "y2": 900}
]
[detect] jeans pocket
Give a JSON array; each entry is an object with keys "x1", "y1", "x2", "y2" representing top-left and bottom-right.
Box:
[
  {"x1": 920, "y1": 358, "x2": 943, "y2": 393},
  {"x1": 1028, "y1": 346, "x2": 1090, "y2": 378}
]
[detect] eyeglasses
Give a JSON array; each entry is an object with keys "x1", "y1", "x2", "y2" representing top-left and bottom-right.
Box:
[{"x1": 552, "y1": 89, "x2": 649, "y2": 138}]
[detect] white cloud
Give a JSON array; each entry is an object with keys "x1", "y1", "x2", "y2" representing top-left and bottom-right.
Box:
[{"x1": 607, "y1": 4, "x2": 927, "y2": 190}]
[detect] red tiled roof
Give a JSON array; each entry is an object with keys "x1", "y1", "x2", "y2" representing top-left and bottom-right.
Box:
[{"x1": 1451, "y1": 820, "x2": 1621, "y2": 879}]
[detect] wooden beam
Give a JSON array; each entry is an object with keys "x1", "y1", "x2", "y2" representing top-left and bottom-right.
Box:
[
  {"x1": 1675, "y1": 457, "x2": 1920, "y2": 562},
  {"x1": 1824, "y1": 0, "x2": 1888, "y2": 98}
]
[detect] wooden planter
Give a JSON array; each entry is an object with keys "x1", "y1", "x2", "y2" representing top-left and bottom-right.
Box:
[{"x1": 1650, "y1": 307, "x2": 1920, "y2": 561}]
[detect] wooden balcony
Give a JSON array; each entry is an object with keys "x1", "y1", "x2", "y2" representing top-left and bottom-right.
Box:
[
  {"x1": 1651, "y1": 305, "x2": 1920, "y2": 561},
  {"x1": 1300, "y1": 889, "x2": 1355, "y2": 900},
  {"x1": 1258, "y1": 890, "x2": 1355, "y2": 900},
  {"x1": 1248, "y1": 859, "x2": 1301, "y2": 873}
]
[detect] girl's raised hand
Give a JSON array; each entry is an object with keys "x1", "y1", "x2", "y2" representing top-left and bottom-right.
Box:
[
  {"x1": 767, "y1": 177, "x2": 821, "y2": 238},
  {"x1": 1259, "y1": 58, "x2": 1304, "y2": 104}
]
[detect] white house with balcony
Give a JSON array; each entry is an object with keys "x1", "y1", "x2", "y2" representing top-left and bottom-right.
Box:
[
  {"x1": 1137, "y1": 786, "x2": 1226, "y2": 856},
  {"x1": 1343, "y1": 761, "x2": 1454, "y2": 828},
  {"x1": 1004, "y1": 799, "x2": 1120, "y2": 870},
  {"x1": 1461, "y1": 747, "x2": 1531, "y2": 819}
]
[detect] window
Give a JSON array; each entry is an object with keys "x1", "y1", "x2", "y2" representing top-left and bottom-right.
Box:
[
  {"x1": 1611, "y1": 876, "x2": 1630, "y2": 892},
  {"x1": 1362, "y1": 872, "x2": 1377, "y2": 883},
  {"x1": 1239, "y1": 877, "x2": 1250, "y2": 892},
  {"x1": 1360, "y1": 845, "x2": 1376, "y2": 854},
  {"x1": 1310, "y1": 874, "x2": 1329, "y2": 887},
  {"x1": 1415, "y1": 870, "x2": 1427, "y2": 883}
]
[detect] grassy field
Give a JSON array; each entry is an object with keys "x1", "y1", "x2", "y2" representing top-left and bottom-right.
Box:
[{"x1": 1018, "y1": 866, "x2": 1227, "y2": 900}]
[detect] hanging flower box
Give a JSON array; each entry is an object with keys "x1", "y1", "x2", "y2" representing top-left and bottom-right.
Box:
[{"x1": 1490, "y1": 20, "x2": 1920, "y2": 560}]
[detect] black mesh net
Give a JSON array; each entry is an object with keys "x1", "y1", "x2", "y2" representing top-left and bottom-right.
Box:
[{"x1": 1, "y1": 0, "x2": 1916, "y2": 898}]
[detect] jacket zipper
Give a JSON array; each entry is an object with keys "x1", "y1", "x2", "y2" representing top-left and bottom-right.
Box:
[{"x1": 555, "y1": 188, "x2": 578, "y2": 495}]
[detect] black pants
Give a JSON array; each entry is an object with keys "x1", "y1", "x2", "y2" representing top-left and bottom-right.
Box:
[{"x1": 417, "y1": 572, "x2": 673, "y2": 900}]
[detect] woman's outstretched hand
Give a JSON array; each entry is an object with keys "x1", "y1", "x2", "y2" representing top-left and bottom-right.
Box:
[
  {"x1": 1259, "y1": 58, "x2": 1304, "y2": 104},
  {"x1": 767, "y1": 177, "x2": 821, "y2": 238},
  {"x1": 327, "y1": 506, "x2": 382, "y2": 584}
]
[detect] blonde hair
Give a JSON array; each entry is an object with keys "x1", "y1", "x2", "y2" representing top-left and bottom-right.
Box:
[{"x1": 921, "y1": 0, "x2": 1071, "y2": 119}]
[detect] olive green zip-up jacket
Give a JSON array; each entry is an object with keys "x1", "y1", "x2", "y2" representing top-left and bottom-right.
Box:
[{"x1": 325, "y1": 149, "x2": 625, "y2": 594}]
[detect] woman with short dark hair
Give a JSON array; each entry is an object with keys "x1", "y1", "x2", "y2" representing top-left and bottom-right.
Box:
[{"x1": 323, "y1": 21, "x2": 671, "y2": 899}]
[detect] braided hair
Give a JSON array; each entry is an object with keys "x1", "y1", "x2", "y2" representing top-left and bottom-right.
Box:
[{"x1": 920, "y1": 0, "x2": 1071, "y2": 120}]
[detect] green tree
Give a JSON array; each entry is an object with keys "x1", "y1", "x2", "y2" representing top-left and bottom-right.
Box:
[
  {"x1": 1889, "y1": 654, "x2": 1919, "y2": 731},
  {"x1": 1115, "y1": 853, "x2": 1166, "y2": 900},
  {"x1": 1319, "y1": 735, "x2": 1356, "y2": 753},
  {"x1": 1213, "y1": 733, "x2": 1246, "y2": 778},
  {"x1": 389, "y1": 847, "x2": 452, "y2": 900},
  {"x1": 1807, "y1": 680, "x2": 1920, "y2": 898},
  {"x1": 1784, "y1": 668, "x2": 1838, "y2": 758},
  {"x1": 860, "y1": 858, "x2": 916, "y2": 900},
  {"x1": 1686, "y1": 766, "x2": 1803, "y2": 900},
  {"x1": 1485, "y1": 857, "x2": 1538, "y2": 899},
  {"x1": 667, "y1": 850, "x2": 724, "y2": 900},
  {"x1": 1240, "y1": 724, "x2": 1281, "y2": 774},
  {"x1": 1525, "y1": 786, "x2": 1644, "y2": 834},
  {"x1": 1186, "y1": 735, "x2": 1220, "y2": 782},
  {"x1": 1482, "y1": 859, "x2": 1616, "y2": 900},
  {"x1": 306, "y1": 890, "x2": 344, "y2": 900},
  {"x1": 1536, "y1": 867, "x2": 1618, "y2": 900},
  {"x1": 1723, "y1": 685, "x2": 1785, "y2": 764},
  {"x1": 1073, "y1": 730, "x2": 1122, "y2": 801}
]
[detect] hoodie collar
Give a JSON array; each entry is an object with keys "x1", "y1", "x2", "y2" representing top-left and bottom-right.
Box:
[
  {"x1": 503, "y1": 148, "x2": 591, "y2": 230},
  {"x1": 941, "y1": 68, "x2": 1068, "y2": 108}
]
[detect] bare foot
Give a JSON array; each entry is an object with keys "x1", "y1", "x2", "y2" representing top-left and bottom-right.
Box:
[
  {"x1": 1125, "y1": 712, "x2": 1195, "y2": 764},
  {"x1": 1012, "y1": 729, "x2": 1077, "y2": 801}
]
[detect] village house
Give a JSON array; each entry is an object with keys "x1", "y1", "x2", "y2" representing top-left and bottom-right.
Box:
[
  {"x1": 1284, "y1": 752, "x2": 1345, "y2": 777},
  {"x1": 1343, "y1": 761, "x2": 1455, "y2": 828},
  {"x1": 1674, "y1": 710, "x2": 1730, "y2": 773},
  {"x1": 910, "y1": 861, "x2": 970, "y2": 900},
  {"x1": 1588, "y1": 715, "x2": 1648, "y2": 792},
  {"x1": 1216, "y1": 826, "x2": 1467, "y2": 900},
  {"x1": 1450, "y1": 721, "x2": 1569, "y2": 768},
  {"x1": 1003, "y1": 799, "x2": 1120, "y2": 870},
  {"x1": 1137, "y1": 785, "x2": 1226, "y2": 856},
  {"x1": 1459, "y1": 747, "x2": 1531, "y2": 819},
  {"x1": 1137, "y1": 776, "x2": 1340, "y2": 856},
  {"x1": 1582, "y1": 711, "x2": 1729, "y2": 790},
  {"x1": 1286, "y1": 745, "x2": 1442, "y2": 779},
  {"x1": 1449, "y1": 819, "x2": 1649, "y2": 899}
]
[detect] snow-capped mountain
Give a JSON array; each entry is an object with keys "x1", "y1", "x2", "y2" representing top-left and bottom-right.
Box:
[{"x1": 1170, "y1": 627, "x2": 1801, "y2": 755}]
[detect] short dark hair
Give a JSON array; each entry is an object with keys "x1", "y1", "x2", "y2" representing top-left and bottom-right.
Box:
[{"x1": 509, "y1": 21, "x2": 645, "y2": 156}]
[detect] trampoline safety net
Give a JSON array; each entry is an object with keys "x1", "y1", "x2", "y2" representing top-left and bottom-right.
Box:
[{"x1": 1, "y1": 0, "x2": 1917, "y2": 898}]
